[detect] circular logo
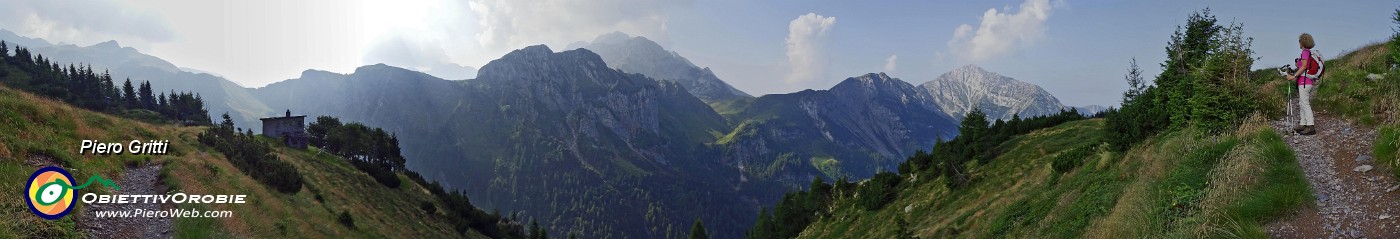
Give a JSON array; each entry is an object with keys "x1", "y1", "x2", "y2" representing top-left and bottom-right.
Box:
[{"x1": 26, "y1": 166, "x2": 76, "y2": 220}]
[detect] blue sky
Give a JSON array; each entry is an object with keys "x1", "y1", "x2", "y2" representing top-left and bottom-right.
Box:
[
  {"x1": 666, "y1": 0, "x2": 1399, "y2": 107},
  {"x1": 0, "y1": 0, "x2": 1396, "y2": 107}
]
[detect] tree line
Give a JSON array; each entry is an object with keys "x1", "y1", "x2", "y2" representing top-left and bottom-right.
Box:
[
  {"x1": 306, "y1": 116, "x2": 407, "y2": 188},
  {"x1": 0, "y1": 41, "x2": 210, "y2": 125}
]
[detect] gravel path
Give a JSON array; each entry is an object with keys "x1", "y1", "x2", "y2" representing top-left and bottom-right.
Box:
[
  {"x1": 78, "y1": 163, "x2": 174, "y2": 239},
  {"x1": 1266, "y1": 113, "x2": 1400, "y2": 238}
]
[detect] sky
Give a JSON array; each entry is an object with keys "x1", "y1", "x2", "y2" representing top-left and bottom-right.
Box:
[{"x1": 0, "y1": 0, "x2": 1396, "y2": 107}]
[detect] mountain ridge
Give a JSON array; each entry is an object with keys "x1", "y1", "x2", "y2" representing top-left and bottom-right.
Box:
[
  {"x1": 573, "y1": 32, "x2": 751, "y2": 102},
  {"x1": 921, "y1": 65, "x2": 1066, "y2": 121}
]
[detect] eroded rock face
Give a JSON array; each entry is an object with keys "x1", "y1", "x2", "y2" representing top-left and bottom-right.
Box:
[
  {"x1": 922, "y1": 65, "x2": 1066, "y2": 121},
  {"x1": 473, "y1": 45, "x2": 725, "y2": 167}
]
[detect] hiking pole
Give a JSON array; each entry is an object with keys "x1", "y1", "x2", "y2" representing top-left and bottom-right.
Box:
[{"x1": 1278, "y1": 65, "x2": 1296, "y2": 125}]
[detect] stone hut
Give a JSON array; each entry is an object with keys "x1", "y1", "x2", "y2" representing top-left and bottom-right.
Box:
[{"x1": 261, "y1": 109, "x2": 308, "y2": 149}]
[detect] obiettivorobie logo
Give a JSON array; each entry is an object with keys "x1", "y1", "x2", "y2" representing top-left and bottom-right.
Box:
[
  {"x1": 25, "y1": 166, "x2": 249, "y2": 220},
  {"x1": 25, "y1": 166, "x2": 118, "y2": 220}
]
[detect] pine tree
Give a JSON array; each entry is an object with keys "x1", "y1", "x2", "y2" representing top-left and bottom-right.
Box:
[
  {"x1": 139, "y1": 81, "x2": 154, "y2": 110},
  {"x1": 1122, "y1": 58, "x2": 1146, "y2": 103},
  {"x1": 528, "y1": 219, "x2": 545, "y2": 239},
  {"x1": 123, "y1": 78, "x2": 137, "y2": 109},
  {"x1": 157, "y1": 93, "x2": 168, "y2": 115},
  {"x1": 101, "y1": 70, "x2": 116, "y2": 110},
  {"x1": 750, "y1": 208, "x2": 774, "y2": 239},
  {"x1": 689, "y1": 219, "x2": 709, "y2": 239},
  {"x1": 1159, "y1": 9, "x2": 1219, "y2": 128}
]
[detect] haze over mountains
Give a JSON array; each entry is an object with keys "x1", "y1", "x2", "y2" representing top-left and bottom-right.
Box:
[
  {"x1": 569, "y1": 32, "x2": 752, "y2": 103},
  {"x1": 1, "y1": 29, "x2": 1079, "y2": 238}
]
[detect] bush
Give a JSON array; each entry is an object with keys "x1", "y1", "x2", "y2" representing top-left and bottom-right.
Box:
[
  {"x1": 198, "y1": 113, "x2": 304, "y2": 194},
  {"x1": 420, "y1": 201, "x2": 437, "y2": 215},
  {"x1": 338, "y1": 211, "x2": 355, "y2": 228},
  {"x1": 858, "y1": 172, "x2": 901, "y2": 211},
  {"x1": 350, "y1": 160, "x2": 401, "y2": 188},
  {"x1": 1377, "y1": 125, "x2": 1400, "y2": 179},
  {"x1": 1052, "y1": 144, "x2": 1097, "y2": 173}
]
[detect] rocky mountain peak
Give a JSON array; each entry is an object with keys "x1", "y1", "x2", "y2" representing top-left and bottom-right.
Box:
[
  {"x1": 93, "y1": 40, "x2": 122, "y2": 49},
  {"x1": 478, "y1": 45, "x2": 613, "y2": 82},
  {"x1": 832, "y1": 73, "x2": 906, "y2": 93},
  {"x1": 922, "y1": 65, "x2": 1065, "y2": 120},
  {"x1": 575, "y1": 32, "x2": 751, "y2": 102}
]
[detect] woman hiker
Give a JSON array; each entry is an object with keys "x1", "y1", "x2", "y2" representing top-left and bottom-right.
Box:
[{"x1": 1285, "y1": 33, "x2": 1318, "y2": 135}]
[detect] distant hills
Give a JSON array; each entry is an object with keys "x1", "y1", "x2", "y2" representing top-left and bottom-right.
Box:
[
  {"x1": 719, "y1": 73, "x2": 958, "y2": 182},
  {"x1": 0, "y1": 29, "x2": 275, "y2": 131},
  {"x1": 0, "y1": 30, "x2": 1078, "y2": 238}
]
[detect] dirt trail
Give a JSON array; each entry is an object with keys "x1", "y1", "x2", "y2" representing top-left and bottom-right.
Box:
[
  {"x1": 1266, "y1": 113, "x2": 1400, "y2": 238},
  {"x1": 77, "y1": 163, "x2": 174, "y2": 239}
]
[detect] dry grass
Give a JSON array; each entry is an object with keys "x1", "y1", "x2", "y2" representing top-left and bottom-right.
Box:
[
  {"x1": 1192, "y1": 139, "x2": 1262, "y2": 237},
  {"x1": 1084, "y1": 130, "x2": 1201, "y2": 238},
  {"x1": 1335, "y1": 42, "x2": 1391, "y2": 71}
]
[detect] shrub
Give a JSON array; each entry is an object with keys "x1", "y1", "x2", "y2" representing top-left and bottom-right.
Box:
[
  {"x1": 1377, "y1": 125, "x2": 1400, "y2": 179},
  {"x1": 198, "y1": 113, "x2": 303, "y2": 194},
  {"x1": 1052, "y1": 144, "x2": 1097, "y2": 173},
  {"x1": 350, "y1": 159, "x2": 401, "y2": 188},
  {"x1": 858, "y1": 172, "x2": 901, "y2": 211},
  {"x1": 420, "y1": 201, "x2": 437, "y2": 215},
  {"x1": 338, "y1": 211, "x2": 355, "y2": 228}
]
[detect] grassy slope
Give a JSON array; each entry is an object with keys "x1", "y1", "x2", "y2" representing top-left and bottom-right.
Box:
[
  {"x1": 0, "y1": 85, "x2": 485, "y2": 238},
  {"x1": 798, "y1": 117, "x2": 1309, "y2": 238},
  {"x1": 1306, "y1": 41, "x2": 1400, "y2": 179}
]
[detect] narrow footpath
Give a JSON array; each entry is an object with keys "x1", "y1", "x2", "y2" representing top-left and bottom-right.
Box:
[
  {"x1": 1266, "y1": 113, "x2": 1400, "y2": 238},
  {"x1": 77, "y1": 163, "x2": 174, "y2": 239}
]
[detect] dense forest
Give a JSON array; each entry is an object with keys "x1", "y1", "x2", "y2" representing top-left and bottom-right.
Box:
[{"x1": 0, "y1": 41, "x2": 211, "y2": 125}]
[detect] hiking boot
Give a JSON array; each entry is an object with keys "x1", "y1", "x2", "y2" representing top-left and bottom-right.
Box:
[
  {"x1": 1300, "y1": 125, "x2": 1317, "y2": 135},
  {"x1": 1293, "y1": 125, "x2": 1306, "y2": 132}
]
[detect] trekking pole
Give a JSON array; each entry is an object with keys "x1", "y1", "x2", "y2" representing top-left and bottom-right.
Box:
[{"x1": 1278, "y1": 65, "x2": 1295, "y2": 125}]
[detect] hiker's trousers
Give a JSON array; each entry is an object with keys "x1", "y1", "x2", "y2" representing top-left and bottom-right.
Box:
[{"x1": 1299, "y1": 84, "x2": 1314, "y2": 126}]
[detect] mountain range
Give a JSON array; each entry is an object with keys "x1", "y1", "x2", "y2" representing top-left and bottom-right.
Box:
[{"x1": 0, "y1": 30, "x2": 1074, "y2": 238}]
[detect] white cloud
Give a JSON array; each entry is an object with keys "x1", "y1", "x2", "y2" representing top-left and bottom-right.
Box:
[
  {"x1": 785, "y1": 13, "x2": 836, "y2": 84},
  {"x1": 947, "y1": 0, "x2": 1062, "y2": 63},
  {"x1": 363, "y1": 33, "x2": 477, "y2": 80},
  {"x1": 884, "y1": 54, "x2": 898, "y2": 73},
  {"x1": 0, "y1": 0, "x2": 173, "y2": 47},
  {"x1": 466, "y1": 0, "x2": 688, "y2": 55}
]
